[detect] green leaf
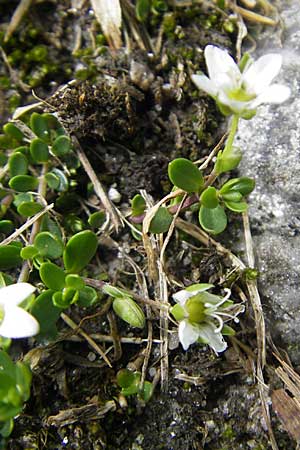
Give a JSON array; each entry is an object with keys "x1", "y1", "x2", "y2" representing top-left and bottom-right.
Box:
[
  {"x1": 77, "y1": 286, "x2": 98, "y2": 307},
  {"x1": 0, "y1": 418, "x2": 14, "y2": 437},
  {"x1": 117, "y1": 369, "x2": 135, "y2": 388},
  {"x1": 20, "y1": 245, "x2": 39, "y2": 260},
  {"x1": 131, "y1": 194, "x2": 146, "y2": 217},
  {"x1": 40, "y1": 214, "x2": 62, "y2": 239},
  {"x1": 103, "y1": 284, "x2": 130, "y2": 299},
  {"x1": 220, "y1": 191, "x2": 243, "y2": 202},
  {"x1": 200, "y1": 186, "x2": 219, "y2": 209},
  {"x1": 0, "y1": 350, "x2": 16, "y2": 375},
  {"x1": 13, "y1": 193, "x2": 33, "y2": 208},
  {"x1": 17, "y1": 201, "x2": 43, "y2": 217},
  {"x1": 63, "y1": 230, "x2": 98, "y2": 273},
  {"x1": 50, "y1": 168, "x2": 68, "y2": 191},
  {"x1": 8, "y1": 152, "x2": 28, "y2": 177},
  {"x1": 9, "y1": 175, "x2": 39, "y2": 192},
  {"x1": 113, "y1": 297, "x2": 145, "y2": 328},
  {"x1": 52, "y1": 135, "x2": 72, "y2": 156},
  {"x1": 39, "y1": 262, "x2": 66, "y2": 290},
  {"x1": 199, "y1": 205, "x2": 227, "y2": 235},
  {"x1": 168, "y1": 158, "x2": 203, "y2": 193},
  {"x1": 15, "y1": 362, "x2": 32, "y2": 401},
  {"x1": 45, "y1": 172, "x2": 60, "y2": 190},
  {"x1": 34, "y1": 231, "x2": 64, "y2": 259},
  {"x1": 30, "y1": 138, "x2": 49, "y2": 163},
  {"x1": 3, "y1": 123, "x2": 24, "y2": 141},
  {"x1": 0, "y1": 220, "x2": 14, "y2": 234},
  {"x1": 136, "y1": 0, "x2": 151, "y2": 21},
  {"x1": 65, "y1": 274, "x2": 85, "y2": 290},
  {"x1": 141, "y1": 381, "x2": 153, "y2": 402},
  {"x1": 120, "y1": 372, "x2": 141, "y2": 396},
  {"x1": 30, "y1": 112, "x2": 50, "y2": 142},
  {"x1": 30, "y1": 290, "x2": 62, "y2": 339},
  {"x1": 88, "y1": 211, "x2": 106, "y2": 228},
  {"x1": 61, "y1": 287, "x2": 79, "y2": 305},
  {"x1": 149, "y1": 207, "x2": 173, "y2": 234},
  {"x1": 220, "y1": 177, "x2": 255, "y2": 196},
  {"x1": 0, "y1": 245, "x2": 22, "y2": 269},
  {"x1": 224, "y1": 200, "x2": 248, "y2": 213},
  {"x1": 214, "y1": 146, "x2": 242, "y2": 174}
]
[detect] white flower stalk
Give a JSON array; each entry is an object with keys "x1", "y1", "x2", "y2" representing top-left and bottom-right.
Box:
[
  {"x1": 0, "y1": 283, "x2": 39, "y2": 338},
  {"x1": 171, "y1": 284, "x2": 244, "y2": 354},
  {"x1": 192, "y1": 45, "x2": 291, "y2": 117}
]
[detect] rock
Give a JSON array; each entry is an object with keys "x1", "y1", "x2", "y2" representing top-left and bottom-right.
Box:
[{"x1": 236, "y1": 0, "x2": 300, "y2": 363}]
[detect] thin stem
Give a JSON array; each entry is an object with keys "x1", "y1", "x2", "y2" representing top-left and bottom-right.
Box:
[{"x1": 224, "y1": 114, "x2": 239, "y2": 154}]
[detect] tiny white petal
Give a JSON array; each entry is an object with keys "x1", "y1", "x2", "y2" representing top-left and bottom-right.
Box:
[
  {"x1": 172, "y1": 290, "x2": 193, "y2": 305},
  {"x1": 191, "y1": 74, "x2": 217, "y2": 97},
  {"x1": 205, "y1": 45, "x2": 240, "y2": 84},
  {"x1": 0, "y1": 283, "x2": 36, "y2": 307},
  {"x1": 250, "y1": 84, "x2": 291, "y2": 107},
  {"x1": 197, "y1": 322, "x2": 227, "y2": 354},
  {"x1": 178, "y1": 320, "x2": 199, "y2": 351},
  {"x1": 243, "y1": 54, "x2": 282, "y2": 94},
  {"x1": 108, "y1": 187, "x2": 121, "y2": 203},
  {"x1": 0, "y1": 306, "x2": 39, "y2": 338}
]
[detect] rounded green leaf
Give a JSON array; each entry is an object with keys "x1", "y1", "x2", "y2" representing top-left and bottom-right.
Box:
[
  {"x1": 45, "y1": 172, "x2": 60, "y2": 190},
  {"x1": 113, "y1": 297, "x2": 145, "y2": 329},
  {"x1": 65, "y1": 274, "x2": 85, "y2": 290},
  {"x1": 52, "y1": 135, "x2": 72, "y2": 156},
  {"x1": 9, "y1": 175, "x2": 39, "y2": 192},
  {"x1": 0, "y1": 220, "x2": 14, "y2": 234},
  {"x1": 0, "y1": 244, "x2": 22, "y2": 269},
  {"x1": 3, "y1": 123, "x2": 24, "y2": 141},
  {"x1": 149, "y1": 207, "x2": 173, "y2": 234},
  {"x1": 220, "y1": 191, "x2": 243, "y2": 202},
  {"x1": 51, "y1": 168, "x2": 68, "y2": 191},
  {"x1": 88, "y1": 211, "x2": 106, "y2": 228},
  {"x1": 39, "y1": 262, "x2": 66, "y2": 290},
  {"x1": 8, "y1": 152, "x2": 28, "y2": 177},
  {"x1": 220, "y1": 177, "x2": 255, "y2": 196},
  {"x1": 30, "y1": 289, "x2": 62, "y2": 339},
  {"x1": 62, "y1": 287, "x2": 79, "y2": 305},
  {"x1": 117, "y1": 369, "x2": 135, "y2": 388},
  {"x1": 200, "y1": 186, "x2": 219, "y2": 209},
  {"x1": 30, "y1": 138, "x2": 49, "y2": 163},
  {"x1": 30, "y1": 112, "x2": 50, "y2": 142},
  {"x1": 20, "y1": 245, "x2": 39, "y2": 260},
  {"x1": 168, "y1": 158, "x2": 204, "y2": 193},
  {"x1": 131, "y1": 194, "x2": 146, "y2": 217},
  {"x1": 34, "y1": 231, "x2": 64, "y2": 259},
  {"x1": 224, "y1": 200, "x2": 248, "y2": 213},
  {"x1": 17, "y1": 201, "x2": 43, "y2": 217},
  {"x1": 13, "y1": 193, "x2": 33, "y2": 208},
  {"x1": 77, "y1": 286, "x2": 98, "y2": 307},
  {"x1": 52, "y1": 291, "x2": 70, "y2": 309},
  {"x1": 199, "y1": 205, "x2": 227, "y2": 235},
  {"x1": 63, "y1": 230, "x2": 98, "y2": 273}
]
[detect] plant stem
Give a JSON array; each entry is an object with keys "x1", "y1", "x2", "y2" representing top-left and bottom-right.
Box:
[{"x1": 224, "y1": 114, "x2": 239, "y2": 154}]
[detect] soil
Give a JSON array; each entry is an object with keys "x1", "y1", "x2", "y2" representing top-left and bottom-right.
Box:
[{"x1": 0, "y1": 1, "x2": 295, "y2": 449}]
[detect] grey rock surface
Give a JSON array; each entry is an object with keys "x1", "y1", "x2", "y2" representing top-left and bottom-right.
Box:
[{"x1": 236, "y1": 0, "x2": 300, "y2": 362}]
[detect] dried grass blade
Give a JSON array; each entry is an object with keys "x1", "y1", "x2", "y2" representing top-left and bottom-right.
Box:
[{"x1": 90, "y1": 0, "x2": 122, "y2": 50}]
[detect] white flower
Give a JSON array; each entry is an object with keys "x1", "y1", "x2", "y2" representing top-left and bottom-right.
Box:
[
  {"x1": 192, "y1": 45, "x2": 291, "y2": 116},
  {"x1": 0, "y1": 283, "x2": 40, "y2": 338},
  {"x1": 171, "y1": 284, "x2": 244, "y2": 354}
]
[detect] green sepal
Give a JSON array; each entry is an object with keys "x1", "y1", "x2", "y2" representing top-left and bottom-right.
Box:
[
  {"x1": 170, "y1": 304, "x2": 186, "y2": 321},
  {"x1": 221, "y1": 324, "x2": 236, "y2": 336}
]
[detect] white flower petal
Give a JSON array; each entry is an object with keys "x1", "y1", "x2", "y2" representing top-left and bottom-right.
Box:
[
  {"x1": 205, "y1": 45, "x2": 240, "y2": 84},
  {"x1": 0, "y1": 283, "x2": 36, "y2": 307},
  {"x1": 197, "y1": 322, "x2": 227, "y2": 354},
  {"x1": 243, "y1": 54, "x2": 282, "y2": 94},
  {"x1": 178, "y1": 320, "x2": 199, "y2": 350},
  {"x1": 191, "y1": 74, "x2": 217, "y2": 97},
  {"x1": 173, "y1": 290, "x2": 193, "y2": 305},
  {"x1": 250, "y1": 84, "x2": 291, "y2": 107},
  {"x1": 0, "y1": 306, "x2": 39, "y2": 338}
]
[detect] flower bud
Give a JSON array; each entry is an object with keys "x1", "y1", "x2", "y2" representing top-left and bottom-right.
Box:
[{"x1": 113, "y1": 297, "x2": 145, "y2": 329}]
